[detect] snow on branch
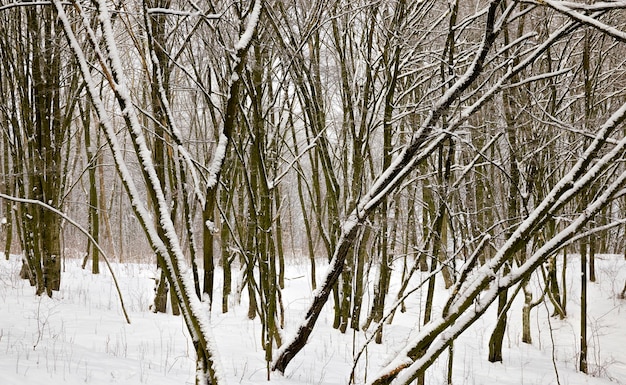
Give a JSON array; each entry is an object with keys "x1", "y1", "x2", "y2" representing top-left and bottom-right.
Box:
[
  {"x1": 541, "y1": 0, "x2": 626, "y2": 42},
  {"x1": 206, "y1": 133, "x2": 229, "y2": 188},
  {"x1": 91, "y1": 2, "x2": 228, "y2": 380},
  {"x1": 147, "y1": 7, "x2": 222, "y2": 19},
  {"x1": 0, "y1": 1, "x2": 67, "y2": 11},
  {"x1": 535, "y1": 0, "x2": 626, "y2": 12},
  {"x1": 503, "y1": 67, "x2": 572, "y2": 89},
  {"x1": 355, "y1": 1, "x2": 505, "y2": 220},
  {"x1": 374, "y1": 181, "x2": 623, "y2": 384}
]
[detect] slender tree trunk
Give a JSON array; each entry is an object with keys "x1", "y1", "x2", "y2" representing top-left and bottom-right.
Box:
[
  {"x1": 579, "y1": 19, "x2": 591, "y2": 375},
  {"x1": 589, "y1": 236, "x2": 596, "y2": 283},
  {"x1": 83, "y1": 103, "x2": 100, "y2": 274},
  {"x1": 146, "y1": 0, "x2": 173, "y2": 314},
  {"x1": 275, "y1": 188, "x2": 285, "y2": 290},
  {"x1": 2, "y1": 135, "x2": 13, "y2": 260},
  {"x1": 447, "y1": 342, "x2": 454, "y2": 385},
  {"x1": 350, "y1": 226, "x2": 370, "y2": 330},
  {"x1": 561, "y1": 248, "x2": 568, "y2": 315},
  {"x1": 221, "y1": 188, "x2": 232, "y2": 313},
  {"x1": 202, "y1": 199, "x2": 216, "y2": 306},
  {"x1": 580, "y1": 239, "x2": 588, "y2": 374}
]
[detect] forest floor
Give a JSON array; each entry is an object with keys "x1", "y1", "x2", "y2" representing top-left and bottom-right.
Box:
[{"x1": 0, "y1": 252, "x2": 624, "y2": 385}]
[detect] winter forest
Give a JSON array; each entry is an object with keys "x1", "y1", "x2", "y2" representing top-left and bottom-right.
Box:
[{"x1": 1, "y1": 0, "x2": 626, "y2": 384}]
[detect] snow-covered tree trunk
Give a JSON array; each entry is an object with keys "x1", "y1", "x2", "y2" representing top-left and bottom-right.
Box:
[{"x1": 0, "y1": 3, "x2": 77, "y2": 296}]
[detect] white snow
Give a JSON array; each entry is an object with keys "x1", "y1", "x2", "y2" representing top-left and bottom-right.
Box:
[
  {"x1": 234, "y1": 0, "x2": 262, "y2": 51},
  {"x1": 1, "y1": 253, "x2": 624, "y2": 385},
  {"x1": 205, "y1": 220, "x2": 218, "y2": 234}
]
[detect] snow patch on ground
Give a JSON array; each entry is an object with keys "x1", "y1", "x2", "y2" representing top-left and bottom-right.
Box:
[{"x1": 0, "y1": 253, "x2": 624, "y2": 385}]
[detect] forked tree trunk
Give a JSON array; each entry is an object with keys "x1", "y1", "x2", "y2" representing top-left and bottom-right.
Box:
[
  {"x1": 220, "y1": 191, "x2": 232, "y2": 313},
  {"x1": 561, "y1": 249, "x2": 568, "y2": 315},
  {"x1": 579, "y1": 22, "x2": 591, "y2": 375}
]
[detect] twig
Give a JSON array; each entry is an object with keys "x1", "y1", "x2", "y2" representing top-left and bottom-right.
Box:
[{"x1": 0, "y1": 193, "x2": 131, "y2": 324}]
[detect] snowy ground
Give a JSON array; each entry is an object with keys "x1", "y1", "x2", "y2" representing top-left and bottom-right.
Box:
[{"x1": 0, "y1": 252, "x2": 624, "y2": 385}]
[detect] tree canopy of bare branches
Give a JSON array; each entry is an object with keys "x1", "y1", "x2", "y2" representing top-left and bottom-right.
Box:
[{"x1": 2, "y1": 1, "x2": 626, "y2": 384}]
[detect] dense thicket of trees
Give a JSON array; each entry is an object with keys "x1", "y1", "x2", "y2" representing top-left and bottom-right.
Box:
[{"x1": 2, "y1": 1, "x2": 626, "y2": 384}]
